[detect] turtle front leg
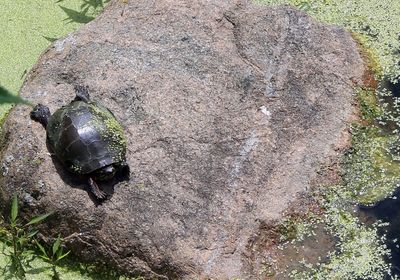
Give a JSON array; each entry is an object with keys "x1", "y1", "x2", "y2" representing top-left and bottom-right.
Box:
[{"x1": 88, "y1": 177, "x2": 107, "y2": 200}]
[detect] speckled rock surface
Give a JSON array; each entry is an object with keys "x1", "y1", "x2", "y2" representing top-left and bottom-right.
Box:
[{"x1": 0, "y1": 0, "x2": 364, "y2": 278}]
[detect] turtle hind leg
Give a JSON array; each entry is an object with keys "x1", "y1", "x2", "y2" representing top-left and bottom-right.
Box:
[
  {"x1": 30, "y1": 104, "x2": 51, "y2": 128},
  {"x1": 88, "y1": 177, "x2": 108, "y2": 200},
  {"x1": 74, "y1": 85, "x2": 90, "y2": 103}
]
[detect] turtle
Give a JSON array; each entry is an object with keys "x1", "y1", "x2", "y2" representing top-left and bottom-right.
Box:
[{"x1": 30, "y1": 85, "x2": 129, "y2": 200}]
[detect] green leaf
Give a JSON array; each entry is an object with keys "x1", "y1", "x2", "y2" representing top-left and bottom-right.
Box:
[
  {"x1": 25, "y1": 212, "x2": 52, "y2": 226},
  {"x1": 0, "y1": 86, "x2": 32, "y2": 106},
  {"x1": 22, "y1": 249, "x2": 35, "y2": 256},
  {"x1": 11, "y1": 194, "x2": 18, "y2": 223},
  {"x1": 35, "y1": 240, "x2": 48, "y2": 258},
  {"x1": 39, "y1": 255, "x2": 51, "y2": 262},
  {"x1": 3, "y1": 238, "x2": 12, "y2": 247},
  {"x1": 27, "y1": 230, "x2": 39, "y2": 238},
  {"x1": 56, "y1": 247, "x2": 62, "y2": 259},
  {"x1": 57, "y1": 250, "x2": 70, "y2": 261},
  {"x1": 52, "y1": 235, "x2": 61, "y2": 256},
  {"x1": 18, "y1": 236, "x2": 28, "y2": 245}
]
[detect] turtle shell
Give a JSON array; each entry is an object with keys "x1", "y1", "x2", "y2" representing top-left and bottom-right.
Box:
[{"x1": 46, "y1": 100, "x2": 127, "y2": 175}]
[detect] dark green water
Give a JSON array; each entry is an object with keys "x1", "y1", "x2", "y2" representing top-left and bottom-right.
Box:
[{"x1": 359, "y1": 187, "x2": 400, "y2": 278}]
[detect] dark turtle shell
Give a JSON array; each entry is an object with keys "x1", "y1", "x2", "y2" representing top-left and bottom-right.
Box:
[{"x1": 46, "y1": 100, "x2": 127, "y2": 175}]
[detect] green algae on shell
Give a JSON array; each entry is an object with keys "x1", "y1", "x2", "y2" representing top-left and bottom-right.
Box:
[{"x1": 47, "y1": 100, "x2": 127, "y2": 175}]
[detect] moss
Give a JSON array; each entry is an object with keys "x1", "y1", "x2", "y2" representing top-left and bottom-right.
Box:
[
  {"x1": 21, "y1": 155, "x2": 44, "y2": 168},
  {"x1": 31, "y1": 158, "x2": 43, "y2": 167},
  {"x1": 352, "y1": 32, "x2": 383, "y2": 81},
  {"x1": 277, "y1": 215, "x2": 319, "y2": 243},
  {"x1": 277, "y1": 218, "x2": 299, "y2": 242},
  {"x1": 343, "y1": 21, "x2": 400, "y2": 206},
  {"x1": 135, "y1": 183, "x2": 146, "y2": 190},
  {"x1": 341, "y1": 124, "x2": 400, "y2": 205},
  {"x1": 90, "y1": 103, "x2": 127, "y2": 162},
  {"x1": 70, "y1": 163, "x2": 83, "y2": 173},
  {"x1": 356, "y1": 88, "x2": 382, "y2": 122},
  {"x1": 258, "y1": 262, "x2": 275, "y2": 277}
]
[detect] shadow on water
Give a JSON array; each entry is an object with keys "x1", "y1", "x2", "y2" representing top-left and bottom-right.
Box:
[
  {"x1": 56, "y1": 0, "x2": 111, "y2": 24},
  {"x1": 42, "y1": 36, "x2": 58, "y2": 43},
  {"x1": 356, "y1": 77, "x2": 400, "y2": 278},
  {"x1": 359, "y1": 187, "x2": 400, "y2": 278},
  {"x1": 59, "y1": 6, "x2": 95, "y2": 24},
  {"x1": 384, "y1": 78, "x2": 400, "y2": 98}
]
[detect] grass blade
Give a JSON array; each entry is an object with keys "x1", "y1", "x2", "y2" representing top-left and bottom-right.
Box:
[
  {"x1": 25, "y1": 212, "x2": 52, "y2": 226},
  {"x1": 52, "y1": 235, "x2": 61, "y2": 256},
  {"x1": 57, "y1": 250, "x2": 70, "y2": 261},
  {"x1": 11, "y1": 194, "x2": 18, "y2": 223},
  {"x1": 35, "y1": 240, "x2": 48, "y2": 258},
  {"x1": 27, "y1": 230, "x2": 39, "y2": 238},
  {"x1": 0, "y1": 86, "x2": 32, "y2": 106}
]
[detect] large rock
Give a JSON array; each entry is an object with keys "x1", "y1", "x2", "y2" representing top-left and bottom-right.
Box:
[{"x1": 0, "y1": 0, "x2": 364, "y2": 278}]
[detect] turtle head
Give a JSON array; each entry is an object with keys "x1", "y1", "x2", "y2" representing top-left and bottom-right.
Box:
[
  {"x1": 93, "y1": 165, "x2": 116, "y2": 181},
  {"x1": 30, "y1": 104, "x2": 51, "y2": 128}
]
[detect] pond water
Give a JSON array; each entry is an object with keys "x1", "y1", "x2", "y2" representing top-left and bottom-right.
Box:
[
  {"x1": 273, "y1": 223, "x2": 337, "y2": 279},
  {"x1": 359, "y1": 187, "x2": 400, "y2": 278}
]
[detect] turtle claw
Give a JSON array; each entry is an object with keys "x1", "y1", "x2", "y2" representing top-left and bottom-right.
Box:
[{"x1": 88, "y1": 177, "x2": 108, "y2": 200}]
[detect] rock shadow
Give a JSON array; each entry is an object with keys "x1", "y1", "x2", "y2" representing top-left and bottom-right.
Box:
[{"x1": 47, "y1": 141, "x2": 130, "y2": 205}]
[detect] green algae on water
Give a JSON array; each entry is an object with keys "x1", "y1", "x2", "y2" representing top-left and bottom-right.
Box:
[
  {"x1": 0, "y1": 0, "x2": 110, "y2": 122},
  {"x1": 342, "y1": 124, "x2": 400, "y2": 205},
  {"x1": 255, "y1": 0, "x2": 400, "y2": 83},
  {"x1": 253, "y1": 0, "x2": 400, "y2": 278},
  {"x1": 289, "y1": 186, "x2": 391, "y2": 280}
]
